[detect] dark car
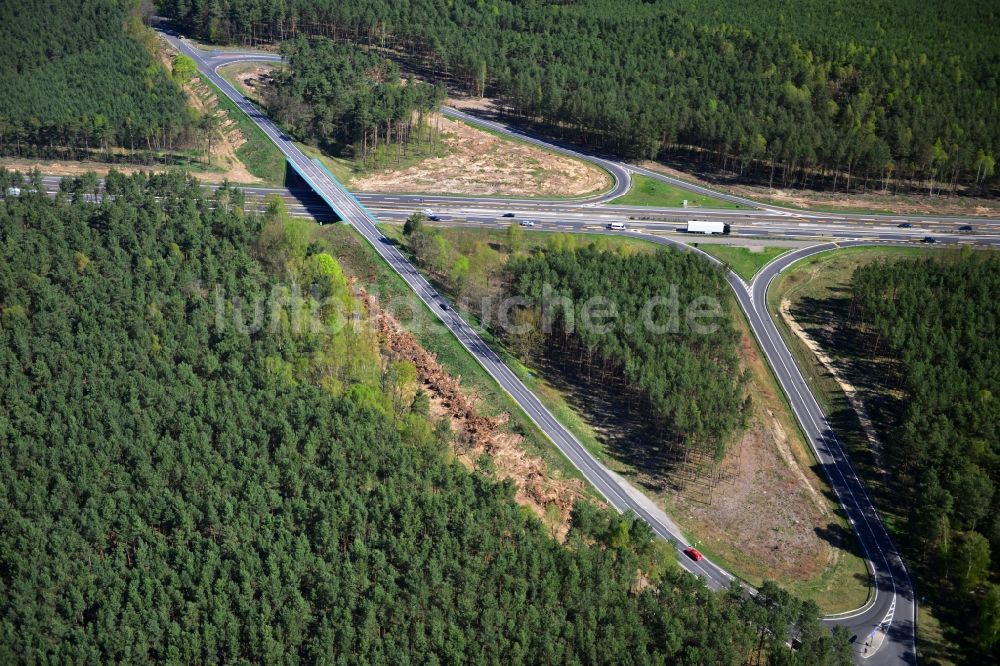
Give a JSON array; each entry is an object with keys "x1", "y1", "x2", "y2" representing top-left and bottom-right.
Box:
[
  {"x1": 683, "y1": 547, "x2": 703, "y2": 562},
  {"x1": 440, "y1": 302, "x2": 449, "y2": 311},
  {"x1": 959, "y1": 225, "x2": 974, "y2": 232},
  {"x1": 502, "y1": 212, "x2": 516, "y2": 218},
  {"x1": 922, "y1": 236, "x2": 936, "y2": 243},
  {"x1": 897, "y1": 222, "x2": 913, "y2": 228}
]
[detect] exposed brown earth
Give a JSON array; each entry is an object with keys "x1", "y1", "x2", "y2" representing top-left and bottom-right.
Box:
[
  {"x1": 345, "y1": 113, "x2": 611, "y2": 197},
  {"x1": 178, "y1": 68, "x2": 261, "y2": 183},
  {"x1": 361, "y1": 288, "x2": 589, "y2": 538},
  {"x1": 779, "y1": 297, "x2": 886, "y2": 472},
  {"x1": 229, "y1": 63, "x2": 276, "y2": 104},
  {"x1": 659, "y1": 317, "x2": 853, "y2": 589},
  {"x1": 0, "y1": 157, "x2": 252, "y2": 185},
  {"x1": 221, "y1": 69, "x2": 611, "y2": 197}
]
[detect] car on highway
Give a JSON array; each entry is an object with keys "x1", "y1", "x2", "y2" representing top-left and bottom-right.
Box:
[
  {"x1": 502, "y1": 212, "x2": 515, "y2": 218},
  {"x1": 959, "y1": 225, "x2": 974, "y2": 232},
  {"x1": 5, "y1": 187, "x2": 21, "y2": 197},
  {"x1": 607, "y1": 222, "x2": 627, "y2": 230},
  {"x1": 922, "y1": 236, "x2": 936, "y2": 243},
  {"x1": 519, "y1": 220, "x2": 536, "y2": 227},
  {"x1": 683, "y1": 547, "x2": 703, "y2": 562},
  {"x1": 897, "y1": 222, "x2": 913, "y2": 228},
  {"x1": 440, "y1": 302, "x2": 449, "y2": 311}
]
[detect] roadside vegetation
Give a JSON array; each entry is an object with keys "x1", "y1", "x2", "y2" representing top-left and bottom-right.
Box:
[
  {"x1": 768, "y1": 245, "x2": 1000, "y2": 662},
  {"x1": 400, "y1": 216, "x2": 750, "y2": 461},
  {"x1": 160, "y1": 0, "x2": 998, "y2": 198},
  {"x1": 0, "y1": 0, "x2": 288, "y2": 185},
  {"x1": 0, "y1": 171, "x2": 852, "y2": 664},
  {"x1": 192, "y1": 72, "x2": 287, "y2": 183},
  {"x1": 612, "y1": 174, "x2": 742, "y2": 209},
  {"x1": 388, "y1": 221, "x2": 871, "y2": 612},
  {"x1": 219, "y1": 56, "x2": 611, "y2": 197},
  {"x1": 270, "y1": 36, "x2": 447, "y2": 166},
  {"x1": 312, "y1": 223, "x2": 595, "y2": 501},
  {"x1": 693, "y1": 244, "x2": 789, "y2": 282}
]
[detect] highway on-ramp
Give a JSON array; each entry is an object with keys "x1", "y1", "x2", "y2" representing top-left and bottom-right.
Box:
[
  {"x1": 160, "y1": 30, "x2": 738, "y2": 592},
  {"x1": 149, "y1": 31, "x2": 976, "y2": 664}
]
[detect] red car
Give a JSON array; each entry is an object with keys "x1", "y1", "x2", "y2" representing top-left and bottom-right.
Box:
[{"x1": 683, "y1": 547, "x2": 703, "y2": 562}]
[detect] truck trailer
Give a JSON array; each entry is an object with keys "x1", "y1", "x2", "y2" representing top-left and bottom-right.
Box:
[{"x1": 685, "y1": 220, "x2": 730, "y2": 235}]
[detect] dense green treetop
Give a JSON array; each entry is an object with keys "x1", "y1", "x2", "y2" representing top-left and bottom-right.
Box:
[
  {"x1": 157, "y1": 0, "x2": 999, "y2": 192},
  {"x1": 0, "y1": 171, "x2": 847, "y2": 663},
  {"x1": 851, "y1": 252, "x2": 1000, "y2": 654},
  {"x1": 270, "y1": 36, "x2": 446, "y2": 158},
  {"x1": 509, "y1": 244, "x2": 751, "y2": 452},
  {"x1": 0, "y1": 0, "x2": 193, "y2": 154}
]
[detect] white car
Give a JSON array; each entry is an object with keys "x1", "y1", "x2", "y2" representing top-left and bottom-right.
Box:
[
  {"x1": 6, "y1": 187, "x2": 21, "y2": 197},
  {"x1": 519, "y1": 220, "x2": 536, "y2": 227}
]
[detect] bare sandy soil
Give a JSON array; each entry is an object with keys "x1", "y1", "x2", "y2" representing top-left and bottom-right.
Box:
[
  {"x1": 780, "y1": 298, "x2": 886, "y2": 471},
  {"x1": 0, "y1": 157, "x2": 249, "y2": 185},
  {"x1": 660, "y1": 320, "x2": 850, "y2": 587},
  {"x1": 351, "y1": 114, "x2": 610, "y2": 196},
  {"x1": 3, "y1": 51, "x2": 263, "y2": 184},
  {"x1": 228, "y1": 63, "x2": 276, "y2": 104},
  {"x1": 746, "y1": 186, "x2": 1000, "y2": 217},
  {"x1": 180, "y1": 74, "x2": 261, "y2": 184},
  {"x1": 221, "y1": 70, "x2": 611, "y2": 197}
]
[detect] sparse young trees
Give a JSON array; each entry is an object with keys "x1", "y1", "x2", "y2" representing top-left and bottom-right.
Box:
[{"x1": 270, "y1": 36, "x2": 446, "y2": 163}]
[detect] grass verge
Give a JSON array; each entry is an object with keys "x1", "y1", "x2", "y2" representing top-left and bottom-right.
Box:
[
  {"x1": 313, "y1": 222, "x2": 595, "y2": 496},
  {"x1": 660, "y1": 303, "x2": 870, "y2": 613},
  {"x1": 694, "y1": 243, "x2": 790, "y2": 281},
  {"x1": 383, "y1": 222, "x2": 870, "y2": 611},
  {"x1": 217, "y1": 61, "x2": 275, "y2": 106},
  {"x1": 613, "y1": 173, "x2": 744, "y2": 209},
  {"x1": 198, "y1": 72, "x2": 287, "y2": 185},
  {"x1": 764, "y1": 245, "x2": 954, "y2": 605}
]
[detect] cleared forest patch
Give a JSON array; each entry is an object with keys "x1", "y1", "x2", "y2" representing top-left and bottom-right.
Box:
[
  {"x1": 381, "y1": 223, "x2": 870, "y2": 612},
  {"x1": 219, "y1": 63, "x2": 611, "y2": 197},
  {"x1": 657, "y1": 306, "x2": 870, "y2": 612},
  {"x1": 362, "y1": 288, "x2": 589, "y2": 538},
  {"x1": 351, "y1": 114, "x2": 611, "y2": 197},
  {"x1": 313, "y1": 223, "x2": 602, "y2": 538},
  {"x1": 513, "y1": 283, "x2": 870, "y2": 612}
]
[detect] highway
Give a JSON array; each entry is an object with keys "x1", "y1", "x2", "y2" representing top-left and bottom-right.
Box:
[
  {"x1": 147, "y1": 30, "x2": 1000, "y2": 664},
  {"x1": 158, "y1": 31, "x2": 739, "y2": 594}
]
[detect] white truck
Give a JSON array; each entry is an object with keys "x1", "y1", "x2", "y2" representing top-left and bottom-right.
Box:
[{"x1": 685, "y1": 220, "x2": 730, "y2": 235}]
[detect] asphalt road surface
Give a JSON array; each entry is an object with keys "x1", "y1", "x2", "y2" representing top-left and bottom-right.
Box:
[
  {"x1": 158, "y1": 31, "x2": 738, "y2": 592},
  {"x1": 142, "y1": 30, "x2": 995, "y2": 663}
]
